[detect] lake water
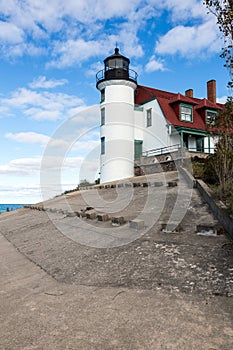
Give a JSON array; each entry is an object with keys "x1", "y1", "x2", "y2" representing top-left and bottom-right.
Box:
[{"x1": 0, "y1": 204, "x2": 25, "y2": 213}]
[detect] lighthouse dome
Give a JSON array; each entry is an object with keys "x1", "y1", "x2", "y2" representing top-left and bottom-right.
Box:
[{"x1": 96, "y1": 47, "x2": 137, "y2": 88}]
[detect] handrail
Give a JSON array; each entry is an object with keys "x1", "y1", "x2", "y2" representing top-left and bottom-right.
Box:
[{"x1": 142, "y1": 144, "x2": 181, "y2": 157}]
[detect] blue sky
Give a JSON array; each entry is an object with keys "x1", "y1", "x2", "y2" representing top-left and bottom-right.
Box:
[{"x1": 0, "y1": 0, "x2": 230, "y2": 204}]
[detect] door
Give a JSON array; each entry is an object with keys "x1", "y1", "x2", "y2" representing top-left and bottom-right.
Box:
[{"x1": 134, "y1": 140, "x2": 143, "y2": 161}]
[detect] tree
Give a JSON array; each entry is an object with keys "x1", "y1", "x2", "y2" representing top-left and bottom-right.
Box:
[
  {"x1": 204, "y1": 0, "x2": 233, "y2": 88},
  {"x1": 79, "y1": 179, "x2": 91, "y2": 187},
  {"x1": 205, "y1": 97, "x2": 233, "y2": 198},
  {"x1": 203, "y1": 1, "x2": 233, "y2": 208}
]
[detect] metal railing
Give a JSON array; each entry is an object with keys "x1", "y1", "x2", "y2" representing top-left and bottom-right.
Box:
[
  {"x1": 142, "y1": 144, "x2": 215, "y2": 158},
  {"x1": 142, "y1": 144, "x2": 181, "y2": 157},
  {"x1": 96, "y1": 68, "x2": 138, "y2": 84}
]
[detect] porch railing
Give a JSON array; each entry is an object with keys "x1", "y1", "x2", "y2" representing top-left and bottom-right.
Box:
[{"x1": 142, "y1": 144, "x2": 215, "y2": 158}]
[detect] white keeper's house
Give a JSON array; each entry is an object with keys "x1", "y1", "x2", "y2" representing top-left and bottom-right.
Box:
[{"x1": 96, "y1": 48, "x2": 223, "y2": 184}]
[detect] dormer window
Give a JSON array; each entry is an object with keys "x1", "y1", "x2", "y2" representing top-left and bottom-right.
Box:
[
  {"x1": 206, "y1": 110, "x2": 216, "y2": 126},
  {"x1": 180, "y1": 104, "x2": 193, "y2": 122}
]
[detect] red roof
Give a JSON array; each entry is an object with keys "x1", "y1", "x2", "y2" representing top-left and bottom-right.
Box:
[{"x1": 135, "y1": 85, "x2": 224, "y2": 131}]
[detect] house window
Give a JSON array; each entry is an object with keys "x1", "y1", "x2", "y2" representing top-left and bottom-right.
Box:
[
  {"x1": 101, "y1": 137, "x2": 105, "y2": 155},
  {"x1": 206, "y1": 110, "x2": 216, "y2": 126},
  {"x1": 180, "y1": 104, "x2": 193, "y2": 122},
  {"x1": 100, "y1": 89, "x2": 105, "y2": 103},
  {"x1": 146, "y1": 108, "x2": 152, "y2": 127},
  {"x1": 101, "y1": 108, "x2": 105, "y2": 125},
  {"x1": 196, "y1": 137, "x2": 204, "y2": 153}
]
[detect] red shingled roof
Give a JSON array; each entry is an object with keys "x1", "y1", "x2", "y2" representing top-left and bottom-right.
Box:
[{"x1": 135, "y1": 85, "x2": 223, "y2": 131}]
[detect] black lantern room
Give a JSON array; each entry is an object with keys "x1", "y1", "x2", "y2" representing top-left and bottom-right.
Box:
[{"x1": 96, "y1": 48, "x2": 137, "y2": 88}]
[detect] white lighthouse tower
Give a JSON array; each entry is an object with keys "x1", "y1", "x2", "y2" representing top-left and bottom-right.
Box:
[{"x1": 96, "y1": 48, "x2": 138, "y2": 183}]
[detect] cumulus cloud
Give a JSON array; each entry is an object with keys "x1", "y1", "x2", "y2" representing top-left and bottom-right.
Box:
[
  {"x1": 29, "y1": 76, "x2": 68, "y2": 89},
  {"x1": 5, "y1": 132, "x2": 50, "y2": 145},
  {"x1": 0, "y1": 0, "x2": 220, "y2": 67},
  {"x1": 152, "y1": 0, "x2": 209, "y2": 22},
  {"x1": 0, "y1": 157, "x2": 41, "y2": 176},
  {"x1": 48, "y1": 38, "x2": 104, "y2": 68},
  {"x1": 0, "y1": 155, "x2": 87, "y2": 177},
  {"x1": 86, "y1": 61, "x2": 106, "y2": 77},
  {"x1": 4, "y1": 129, "x2": 100, "y2": 155},
  {"x1": 217, "y1": 96, "x2": 228, "y2": 104},
  {"x1": 145, "y1": 56, "x2": 166, "y2": 72},
  {"x1": 1, "y1": 87, "x2": 85, "y2": 121},
  {"x1": 0, "y1": 183, "x2": 43, "y2": 204},
  {"x1": 0, "y1": 21, "x2": 24, "y2": 43},
  {"x1": 155, "y1": 18, "x2": 221, "y2": 58},
  {"x1": 0, "y1": 0, "x2": 148, "y2": 64}
]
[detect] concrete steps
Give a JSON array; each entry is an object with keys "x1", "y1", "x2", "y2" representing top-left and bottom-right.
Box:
[{"x1": 25, "y1": 170, "x2": 223, "y2": 236}]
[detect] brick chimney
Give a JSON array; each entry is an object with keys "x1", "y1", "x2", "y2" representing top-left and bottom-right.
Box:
[
  {"x1": 207, "y1": 79, "x2": 216, "y2": 103},
  {"x1": 185, "y1": 89, "x2": 193, "y2": 98}
]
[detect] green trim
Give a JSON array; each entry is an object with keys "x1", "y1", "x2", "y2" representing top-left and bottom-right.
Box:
[
  {"x1": 134, "y1": 105, "x2": 144, "y2": 111},
  {"x1": 175, "y1": 126, "x2": 207, "y2": 136}
]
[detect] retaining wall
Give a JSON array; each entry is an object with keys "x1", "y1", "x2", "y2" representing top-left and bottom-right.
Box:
[{"x1": 180, "y1": 166, "x2": 233, "y2": 241}]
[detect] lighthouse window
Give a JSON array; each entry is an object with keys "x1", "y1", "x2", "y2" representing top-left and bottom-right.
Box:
[
  {"x1": 146, "y1": 109, "x2": 152, "y2": 127},
  {"x1": 100, "y1": 89, "x2": 105, "y2": 103},
  {"x1": 107, "y1": 58, "x2": 123, "y2": 69},
  {"x1": 101, "y1": 137, "x2": 105, "y2": 155},
  {"x1": 101, "y1": 108, "x2": 105, "y2": 125}
]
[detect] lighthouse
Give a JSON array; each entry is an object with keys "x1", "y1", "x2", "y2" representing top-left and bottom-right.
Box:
[{"x1": 96, "y1": 48, "x2": 138, "y2": 183}]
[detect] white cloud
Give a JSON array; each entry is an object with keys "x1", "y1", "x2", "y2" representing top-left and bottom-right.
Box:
[
  {"x1": 0, "y1": 0, "x2": 146, "y2": 64},
  {"x1": 29, "y1": 76, "x2": 68, "y2": 89},
  {"x1": 62, "y1": 0, "x2": 142, "y2": 23},
  {"x1": 1, "y1": 88, "x2": 85, "y2": 121},
  {"x1": 4, "y1": 129, "x2": 100, "y2": 155},
  {"x1": 0, "y1": 183, "x2": 42, "y2": 204},
  {"x1": 0, "y1": 21, "x2": 24, "y2": 43},
  {"x1": 155, "y1": 18, "x2": 221, "y2": 58},
  {"x1": 5, "y1": 132, "x2": 50, "y2": 145},
  {"x1": 0, "y1": 155, "x2": 86, "y2": 177},
  {"x1": 24, "y1": 108, "x2": 63, "y2": 121},
  {"x1": 149, "y1": 0, "x2": 209, "y2": 22},
  {"x1": 0, "y1": 0, "x2": 219, "y2": 67},
  {"x1": 48, "y1": 38, "x2": 105, "y2": 68},
  {"x1": 86, "y1": 62, "x2": 103, "y2": 77},
  {"x1": 217, "y1": 96, "x2": 228, "y2": 104},
  {"x1": 0, "y1": 157, "x2": 41, "y2": 176},
  {"x1": 145, "y1": 56, "x2": 166, "y2": 72}
]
